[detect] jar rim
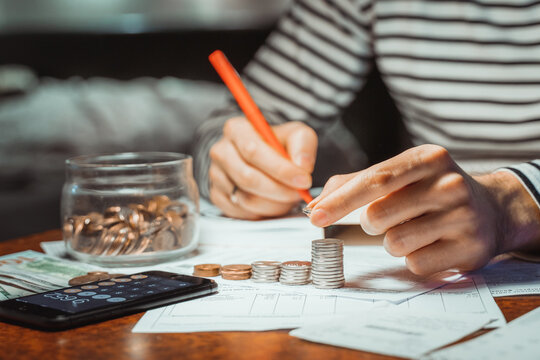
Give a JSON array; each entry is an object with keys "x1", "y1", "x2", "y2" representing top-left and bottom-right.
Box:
[{"x1": 66, "y1": 152, "x2": 191, "y2": 169}]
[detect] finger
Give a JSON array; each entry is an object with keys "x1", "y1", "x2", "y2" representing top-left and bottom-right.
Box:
[
  {"x1": 383, "y1": 207, "x2": 472, "y2": 257},
  {"x1": 210, "y1": 138, "x2": 301, "y2": 203},
  {"x1": 360, "y1": 172, "x2": 469, "y2": 234},
  {"x1": 209, "y1": 163, "x2": 235, "y2": 196},
  {"x1": 405, "y1": 237, "x2": 490, "y2": 276},
  {"x1": 310, "y1": 144, "x2": 454, "y2": 227},
  {"x1": 223, "y1": 118, "x2": 312, "y2": 190},
  {"x1": 209, "y1": 187, "x2": 261, "y2": 220},
  {"x1": 234, "y1": 190, "x2": 297, "y2": 217},
  {"x1": 274, "y1": 122, "x2": 318, "y2": 172},
  {"x1": 306, "y1": 172, "x2": 358, "y2": 209}
]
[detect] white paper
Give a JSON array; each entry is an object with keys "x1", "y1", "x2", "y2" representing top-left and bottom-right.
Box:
[
  {"x1": 290, "y1": 308, "x2": 491, "y2": 359},
  {"x1": 131, "y1": 273, "x2": 499, "y2": 333},
  {"x1": 477, "y1": 255, "x2": 540, "y2": 297},
  {"x1": 398, "y1": 274, "x2": 505, "y2": 328},
  {"x1": 424, "y1": 306, "x2": 540, "y2": 360},
  {"x1": 132, "y1": 283, "x2": 382, "y2": 332}
]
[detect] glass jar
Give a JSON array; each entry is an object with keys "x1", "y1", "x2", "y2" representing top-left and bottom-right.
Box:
[{"x1": 61, "y1": 152, "x2": 199, "y2": 266}]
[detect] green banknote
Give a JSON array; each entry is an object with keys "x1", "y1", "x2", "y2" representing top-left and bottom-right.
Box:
[{"x1": 0, "y1": 250, "x2": 98, "y2": 299}]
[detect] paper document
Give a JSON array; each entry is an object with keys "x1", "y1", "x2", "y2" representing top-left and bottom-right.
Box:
[
  {"x1": 477, "y1": 255, "x2": 540, "y2": 297},
  {"x1": 132, "y1": 283, "x2": 380, "y2": 332},
  {"x1": 290, "y1": 308, "x2": 491, "y2": 359},
  {"x1": 132, "y1": 273, "x2": 499, "y2": 333},
  {"x1": 424, "y1": 306, "x2": 540, "y2": 360},
  {"x1": 398, "y1": 275, "x2": 505, "y2": 328}
]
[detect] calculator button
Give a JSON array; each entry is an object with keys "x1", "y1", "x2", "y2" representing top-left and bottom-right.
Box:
[
  {"x1": 78, "y1": 291, "x2": 97, "y2": 296},
  {"x1": 107, "y1": 297, "x2": 127, "y2": 302},
  {"x1": 64, "y1": 289, "x2": 82, "y2": 293},
  {"x1": 98, "y1": 282, "x2": 115, "y2": 286},
  {"x1": 92, "y1": 294, "x2": 111, "y2": 299},
  {"x1": 81, "y1": 285, "x2": 99, "y2": 290},
  {"x1": 131, "y1": 275, "x2": 148, "y2": 279},
  {"x1": 112, "y1": 278, "x2": 131, "y2": 283}
]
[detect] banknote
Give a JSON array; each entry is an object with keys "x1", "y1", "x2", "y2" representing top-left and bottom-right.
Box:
[{"x1": 0, "y1": 250, "x2": 98, "y2": 299}]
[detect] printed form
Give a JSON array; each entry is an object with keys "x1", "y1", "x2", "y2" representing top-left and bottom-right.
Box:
[{"x1": 132, "y1": 274, "x2": 504, "y2": 333}]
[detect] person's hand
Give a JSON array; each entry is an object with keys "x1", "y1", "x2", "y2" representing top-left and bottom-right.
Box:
[
  {"x1": 208, "y1": 117, "x2": 317, "y2": 219},
  {"x1": 307, "y1": 144, "x2": 540, "y2": 275}
]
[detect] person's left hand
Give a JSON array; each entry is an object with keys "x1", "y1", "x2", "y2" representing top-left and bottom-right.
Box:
[{"x1": 306, "y1": 144, "x2": 540, "y2": 275}]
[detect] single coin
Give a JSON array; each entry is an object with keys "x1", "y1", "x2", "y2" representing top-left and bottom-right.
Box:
[
  {"x1": 68, "y1": 274, "x2": 102, "y2": 286},
  {"x1": 222, "y1": 264, "x2": 252, "y2": 272},
  {"x1": 282, "y1": 261, "x2": 311, "y2": 268}
]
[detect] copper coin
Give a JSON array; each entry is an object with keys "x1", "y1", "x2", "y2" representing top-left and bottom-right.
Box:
[
  {"x1": 221, "y1": 274, "x2": 251, "y2": 280},
  {"x1": 68, "y1": 274, "x2": 102, "y2": 286},
  {"x1": 221, "y1": 264, "x2": 252, "y2": 272}
]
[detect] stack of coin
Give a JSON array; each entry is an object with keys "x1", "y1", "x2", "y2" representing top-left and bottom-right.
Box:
[
  {"x1": 193, "y1": 264, "x2": 221, "y2": 277},
  {"x1": 63, "y1": 195, "x2": 189, "y2": 256},
  {"x1": 311, "y1": 238, "x2": 345, "y2": 289},
  {"x1": 279, "y1": 261, "x2": 311, "y2": 285},
  {"x1": 68, "y1": 271, "x2": 127, "y2": 286},
  {"x1": 251, "y1": 261, "x2": 281, "y2": 282},
  {"x1": 220, "y1": 264, "x2": 252, "y2": 280}
]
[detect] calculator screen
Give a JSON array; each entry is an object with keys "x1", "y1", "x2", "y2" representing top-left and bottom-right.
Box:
[{"x1": 16, "y1": 274, "x2": 192, "y2": 313}]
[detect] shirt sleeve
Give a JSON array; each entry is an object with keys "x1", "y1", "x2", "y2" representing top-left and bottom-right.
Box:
[
  {"x1": 192, "y1": 0, "x2": 375, "y2": 199},
  {"x1": 501, "y1": 160, "x2": 540, "y2": 210}
]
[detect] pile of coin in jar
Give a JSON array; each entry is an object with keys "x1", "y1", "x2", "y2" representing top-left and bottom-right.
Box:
[{"x1": 63, "y1": 195, "x2": 188, "y2": 256}]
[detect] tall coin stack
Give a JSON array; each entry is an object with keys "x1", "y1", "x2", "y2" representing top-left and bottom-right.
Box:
[
  {"x1": 251, "y1": 261, "x2": 281, "y2": 282},
  {"x1": 279, "y1": 261, "x2": 311, "y2": 285},
  {"x1": 311, "y1": 239, "x2": 345, "y2": 289}
]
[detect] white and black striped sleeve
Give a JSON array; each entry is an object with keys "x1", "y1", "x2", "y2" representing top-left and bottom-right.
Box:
[
  {"x1": 192, "y1": 0, "x2": 374, "y2": 198},
  {"x1": 502, "y1": 160, "x2": 540, "y2": 210}
]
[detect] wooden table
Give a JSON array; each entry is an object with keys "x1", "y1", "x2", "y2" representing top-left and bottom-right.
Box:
[{"x1": 1, "y1": 229, "x2": 539, "y2": 360}]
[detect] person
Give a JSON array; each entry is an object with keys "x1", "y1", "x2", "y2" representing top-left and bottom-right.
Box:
[{"x1": 192, "y1": 0, "x2": 540, "y2": 275}]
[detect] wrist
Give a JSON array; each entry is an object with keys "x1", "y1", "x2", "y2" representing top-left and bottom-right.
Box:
[{"x1": 475, "y1": 171, "x2": 540, "y2": 254}]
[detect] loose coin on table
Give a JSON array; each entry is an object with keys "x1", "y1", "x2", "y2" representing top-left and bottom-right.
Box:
[
  {"x1": 68, "y1": 271, "x2": 127, "y2": 286},
  {"x1": 221, "y1": 264, "x2": 252, "y2": 280}
]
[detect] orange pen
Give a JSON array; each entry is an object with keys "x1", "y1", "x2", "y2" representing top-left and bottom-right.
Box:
[{"x1": 209, "y1": 50, "x2": 313, "y2": 203}]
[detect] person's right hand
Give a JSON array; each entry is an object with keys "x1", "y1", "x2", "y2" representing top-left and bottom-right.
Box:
[{"x1": 208, "y1": 117, "x2": 317, "y2": 219}]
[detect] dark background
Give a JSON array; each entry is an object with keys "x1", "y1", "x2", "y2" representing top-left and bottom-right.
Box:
[{"x1": 0, "y1": 3, "x2": 407, "y2": 241}]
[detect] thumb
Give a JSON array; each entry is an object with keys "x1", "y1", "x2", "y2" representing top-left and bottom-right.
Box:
[{"x1": 274, "y1": 122, "x2": 318, "y2": 173}]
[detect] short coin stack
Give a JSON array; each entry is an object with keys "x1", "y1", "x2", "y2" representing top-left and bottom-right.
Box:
[
  {"x1": 220, "y1": 264, "x2": 252, "y2": 280},
  {"x1": 193, "y1": 264, "x2": 221, "y2": 277},
  {"x1": 251, "y1": 261, "x2": 282, "y2": 282},
  {"x1": 311, "y1": 238, "x2": 345, "y2": 289},
  {"x1": 279, "y1": 261, "x2": 311, "y2": 285}
]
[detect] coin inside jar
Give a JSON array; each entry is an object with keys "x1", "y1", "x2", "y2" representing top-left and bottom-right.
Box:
[{"x1": 64, "y1": 195, "x2": 190, "y2": 257}]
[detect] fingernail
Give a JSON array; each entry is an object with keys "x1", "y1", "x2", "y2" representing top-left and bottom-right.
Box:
[
  {"x1": 310, "y1": 209, "x2": 328, "y2": 227},
  {"x1": 302, "y1": 207, "x2": 312, "y2": 216},
  {"x1": 293, "y1": 175, "x2": 311, "y2": 188}
]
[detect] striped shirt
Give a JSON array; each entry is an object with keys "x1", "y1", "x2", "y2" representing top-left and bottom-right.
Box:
[{"x1": 193, "y1": 0, "x2": 540, "y2": 209}]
